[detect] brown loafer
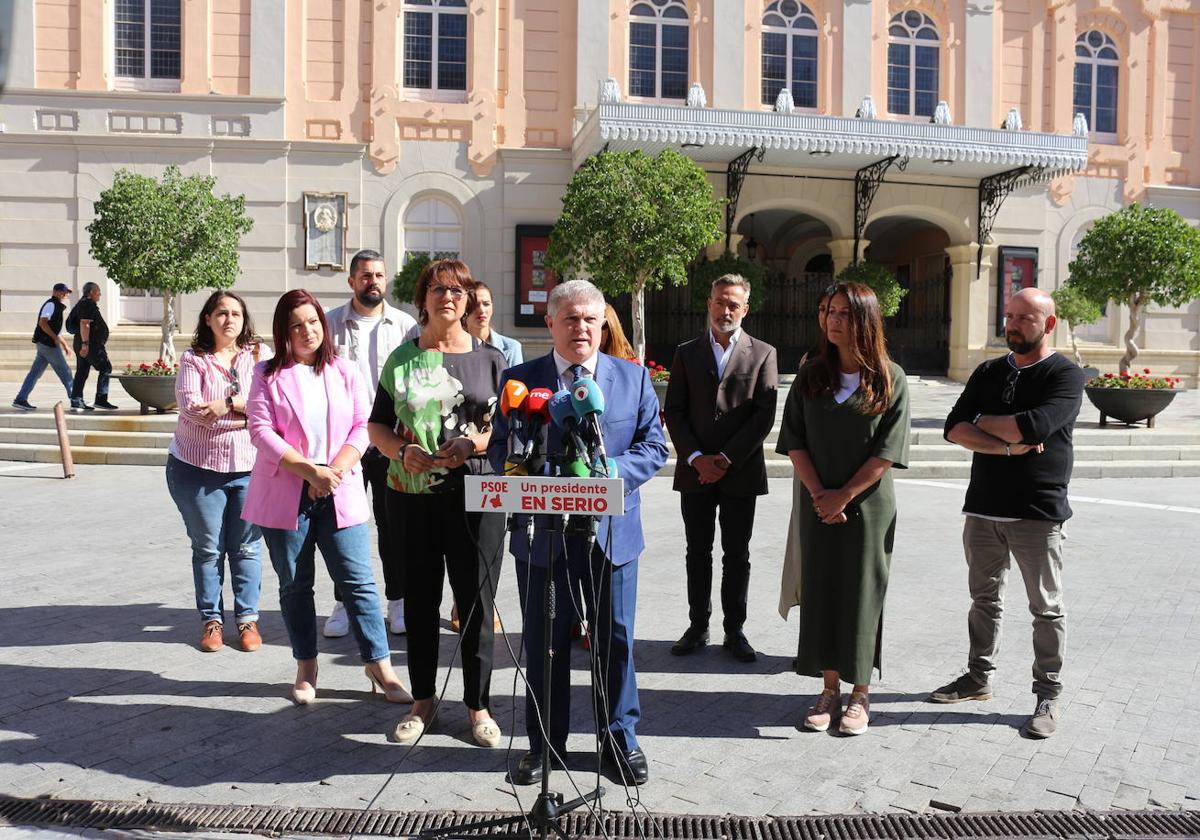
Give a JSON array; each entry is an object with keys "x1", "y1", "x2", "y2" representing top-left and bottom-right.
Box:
[
  {"x1": 199, "y1": 619, "x2": 223, "y2": 652},
  {"x1": 237, "y1": 621, "x2": 262, "y2": 652}
]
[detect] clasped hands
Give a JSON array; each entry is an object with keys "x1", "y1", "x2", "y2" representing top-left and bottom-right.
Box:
[
  {"x1": 812, "y1": 487, "x2": 852, "y2": 525},
  {"x1": 191, "y1": 398, "x2": 245, "y2": 429},
  {"x1": 400, "y1": 437, "x2": 474, "y2": 476},
  {"x1": 693, "y1": 453, "x2": 730, "y2": 485}
]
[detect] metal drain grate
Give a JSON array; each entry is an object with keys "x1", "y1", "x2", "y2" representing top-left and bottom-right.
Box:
[{"x1": 2, "y1": 796, "x2": 1199, "y2": 839}]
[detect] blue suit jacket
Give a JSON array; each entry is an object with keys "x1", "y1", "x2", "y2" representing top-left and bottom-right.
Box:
[{"x1": 487, "y1": 352, "x2": 668, "y2": 567}]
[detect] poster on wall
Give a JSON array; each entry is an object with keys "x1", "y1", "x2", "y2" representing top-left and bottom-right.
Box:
[
  {"x1": 514, "y1": 224, "x2": 558, "y2": 328},
  {"x1": 996, "y1": 246, "x2": 1039, "y2": 337}
]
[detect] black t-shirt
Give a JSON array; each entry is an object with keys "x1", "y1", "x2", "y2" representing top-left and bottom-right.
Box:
[
  {"x1": 66, "y1": 298, "x2": 109, "y2": 349},
  {"x1": 944, "y1": 352, "x2": 1085, "y2": 522}
]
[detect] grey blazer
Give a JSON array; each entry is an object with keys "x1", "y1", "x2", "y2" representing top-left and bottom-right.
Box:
[{"x1": 663, "y1": 331, "x2": 779, "y2": 496}]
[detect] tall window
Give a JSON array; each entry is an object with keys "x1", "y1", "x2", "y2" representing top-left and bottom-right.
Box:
[
  {"x1": 404, "y1": 197, "x2": 462, "y2": 263},
  {"x1": 1074, "y1": 30, "x2": 1119, "y2": 137},
  {"x1": 403, "y1": 0, "x2": 468, "y2": 94},
  {"x1": 761, "y1": 0, "x2": 819, "y2": 108},
  {"x1": 629, "y1": 0, "x2": 689, "y2": 101},
  {"x1": 887, "y1": 11, "x2": 939, "y2": 118},
  {"x1": 114, "y1": 0, "x2": 181, "y2": 86}
]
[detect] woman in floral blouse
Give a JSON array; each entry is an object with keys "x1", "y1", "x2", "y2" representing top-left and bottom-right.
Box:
[{"x1": 368, "y1": 259, "x2": 506, "y2": 748}]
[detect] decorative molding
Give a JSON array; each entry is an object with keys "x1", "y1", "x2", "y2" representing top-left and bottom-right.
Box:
[
  {"x1": 599, "y1": 77, "x2": 622, "y2": 104},
  {"x1": 774, "y1": 88, "x2": 795, "y2": 114},
  {"x1": 37, "y1": 110, "x2": 79, "y2": 132},
  {"x1": 686, "y1": 82, "x2": 707, "y2": 108},
  {"x1": 303, "y1": 192, "x2": 349, "y2": 271},
  {"x1": 932, "y1": 101, "x2": 952, "y2": 125},
  {"x1": 1076, "y1": 10, "x2": 1129, "y2": 40},
  {"x1": 966, "y1": 0, "x2": 996, "y2": 13},
  {"x1": 855, "y1": 95, "x2": 878, "y2": 120},
  {"x1": 212, "y1": 116, "x2": 251, "y2": 138},
  {"x1": 1073, "y1": 112, "x2": 1089, "y2": 137},
  {"x1": 1003, "y1": 108, "x2": 1023, "y2": 131},
  {"x1": 109, "y1": 112, "x2": 183, "y2": 134}
]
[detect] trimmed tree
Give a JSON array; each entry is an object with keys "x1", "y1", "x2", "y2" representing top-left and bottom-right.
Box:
[
  {"x1": 546, "y1": 149, "x2": 722, "y2": 360},
  {"x1": 689, "y1": 252, "x2": 766, "y2": 310},
  {"x1": 87, "y1": 165, "x2": 254, "y2": 365},
  {"x1": 1050, "y1": 283, "x2": 1103, "y2": 366},
  {"x1": 393, "y1": 252, "x2": 432, "y2": 308},
  {"x1": 836, "y1": 261, "x2": 908, "y2": 317},
  {"x1": 1067, "y1": 203, "x2": 1200, "y2": 372}
]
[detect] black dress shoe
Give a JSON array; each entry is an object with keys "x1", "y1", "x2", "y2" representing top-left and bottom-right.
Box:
[
  {"x1": 670, "y1": 625, "x2": 709, "y2": 656},
  {"x1": 723, "y1": 631, "x2": 758, "y2": 663},
  {"x1": 603, "y1": 745, "x2": 649, "y2": 785},
  {"x1": 509, "y1": 751, "x2": 544, "y2": 786}
]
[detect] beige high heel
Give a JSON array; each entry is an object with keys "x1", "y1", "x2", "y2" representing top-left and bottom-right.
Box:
[
  {"x1": 365, "y1": 663, "x2": 414, "y2": 704},
  {"x1": 292, "y1": 661, "x2": 318, "y2": 705}
]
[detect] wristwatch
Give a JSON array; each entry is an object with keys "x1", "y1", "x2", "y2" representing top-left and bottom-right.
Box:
[
  {"x1": 225, "y1": 396, "x2": 234, "y2": 411},
  {"x1": 1004, "y1": 443, "x2": 1012, "y2": 456}
]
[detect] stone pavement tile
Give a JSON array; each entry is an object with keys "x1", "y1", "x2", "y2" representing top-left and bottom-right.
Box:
[
  {"x1": 1131, "y1": 743, "x2": 1168, "y2": 765},
  {"x1": 888, "y1": 782, "x2": 937, "y2": 814},
  {"x1": 907, "y1": 762, "x2": 955, "y2": 789},
  {"x1": 856, "y1": 785, "x2": 903, "y2": 813},
  {"x1": 1023, "y1": 752, "x2": 1063, "y2": 778},
  {"x1": 925, "y1": 781, "x2": 976, "y2": 813},
  {"x1": 1154, "y1": 758, "x2": 1199, "y2": 787},
  {"x1": 1149, "y1": 781, "x2": 1188, "y2": 808},
  {"x1": 1110, "y1": 782, "x2": 1151, "y2": 810},
  {"x1": 985, "y1": 754, "x2": 1029, "y2": 782},
  {"x1": 1165, "y1": 739, "x2": 1200, "y2": 764},
  {"x1": 1044, "y1": 772, "x2": 1089, "y2": 799}
]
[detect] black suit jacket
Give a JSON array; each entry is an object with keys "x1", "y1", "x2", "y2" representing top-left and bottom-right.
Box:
[{"x1": 663, "y1": 330, "x2": 778, "y2": 496}]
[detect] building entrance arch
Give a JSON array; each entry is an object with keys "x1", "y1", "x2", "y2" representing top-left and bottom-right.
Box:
[{"x1": 863, "y1": 214, "x2": 952, "y2": 374}]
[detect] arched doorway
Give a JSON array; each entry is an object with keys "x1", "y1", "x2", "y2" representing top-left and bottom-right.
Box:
[{"x1": 863, "y1": 216, "x2": 952, "y2": 374}]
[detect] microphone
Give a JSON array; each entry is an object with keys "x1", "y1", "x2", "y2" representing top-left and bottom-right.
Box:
[
  {"x1": 513, "y1": 387, "x2": 553, "y2": 475},
  {"x1": 549, "y1": 389, "x2": 590, "y2": 474},
  {"x1": 500, "y1": 379, "x2": 529, "y2": 419},
  {"x1": 570, "y1": 377, "x2": 611, "y2": 476}
]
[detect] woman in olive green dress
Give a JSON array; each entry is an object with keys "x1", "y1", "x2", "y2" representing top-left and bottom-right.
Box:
[{"x1": 776, "y1": 281, "x2": 910, "y2": 736}]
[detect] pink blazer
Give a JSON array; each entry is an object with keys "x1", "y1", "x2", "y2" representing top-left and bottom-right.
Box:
[{"x1": 241, "y1": 356, "x2": 371, "y2": 531}]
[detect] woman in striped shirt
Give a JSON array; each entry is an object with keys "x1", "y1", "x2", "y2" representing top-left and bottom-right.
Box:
[{"x1": 166, "y1": 290, "x2": 266, "y2": 654}]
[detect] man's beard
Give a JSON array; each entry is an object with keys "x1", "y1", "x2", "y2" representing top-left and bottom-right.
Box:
[
  {"x1": 356, "y1": 288, "x2": 384, "y2": 307},
  {"x1": 712, "y1": 315, "x2": 743, "y2": 334},
  {"x1": 1006, "y1": 328, "x2": 1044, "y2": 355}
]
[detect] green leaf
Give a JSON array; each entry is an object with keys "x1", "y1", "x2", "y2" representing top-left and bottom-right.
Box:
[{"x1": 835, "y1": 261, "x2": 908, "y2": 318}]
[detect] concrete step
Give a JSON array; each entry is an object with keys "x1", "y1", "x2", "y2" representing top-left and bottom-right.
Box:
[
  {"x1": 0, "y1": 411, "x2": 179, "y2": 432},
  {"x1": 654, "y1": 458, "x2": 1200, "y2": 481},
  {"x1": 0, "y1": 428, "x2": 173, "y2": 448},
  {"x1": 0, "y1": 442, "x2": 167, "y2": 466}
]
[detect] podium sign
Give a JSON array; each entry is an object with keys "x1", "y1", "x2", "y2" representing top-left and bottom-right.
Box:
[{"x1": 465, "y1": 475, "x2": 625, "y2": 516}]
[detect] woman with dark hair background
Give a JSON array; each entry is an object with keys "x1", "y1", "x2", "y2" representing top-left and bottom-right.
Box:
[
  {"x1": 467, "y1": 280, "x2": 523, "y2": 369},
  {"x1": 777, "y1": 281, "x2": 910, "y2": 736},
  {"x1": 166, "y1": 290, "x2": 267, "y2": 653},
  {"x1": 243, "y1": 289, "x2": 411, "y2": 706}
]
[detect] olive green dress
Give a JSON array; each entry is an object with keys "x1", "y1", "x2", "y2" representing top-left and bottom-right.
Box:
[{"x1": 775, "y1": 362, "x2": 910, "y2": 685}]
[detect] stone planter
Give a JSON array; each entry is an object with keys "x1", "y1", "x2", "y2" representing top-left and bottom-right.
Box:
[
  {"x1": 1084, "y1": 386, "x2": 1181, "y2": 428},
  {"x1": 118, "y1": 375, "x2": 178, "y2": 415},
  {"x1": 652, "y1": 379, "x2": 670, "y2": 406}
]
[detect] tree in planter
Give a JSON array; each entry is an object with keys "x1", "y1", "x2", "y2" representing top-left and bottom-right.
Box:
[
  {"x1": 546, "y1": 149, "x2": 722, "y2": 360},
  {"x1": 1067, "y1": 203, "x2": 1200, "y2": 372},
  {"x1": 87, "y1": 165, "x2": 254, "y2": 365},
  {"x1": 836, "y1": 261, "x2": 908, "y2": 317},
  {"x1": 1050, "y1": 283, "x2": 1103, "y2": 366}
]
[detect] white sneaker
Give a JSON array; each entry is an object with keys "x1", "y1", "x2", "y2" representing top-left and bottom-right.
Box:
[
  {"x1": 322, "y1": 602, "x2": 349, "y2": 638},
  {"x1": 388, "y1": 599, "x2": 406, "y2": 635}
]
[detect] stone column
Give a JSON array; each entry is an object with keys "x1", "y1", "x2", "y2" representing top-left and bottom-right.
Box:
[
  {"x1": 964, "y1": 0, "x2": 995, "y2": 128},
  {"x1": 576, "y1": 0, "x2": 611, "y2": 110},
  {"x1": 828, "y1": 238, "x2": 864, "y2": 275},
  {"x1": 250, "y1": 0, "x2": 287, "y2": 98},
  {"x1": 841, "y1": 0, "x2": 873, "y2": 117},
  {"x1": 946, "y1": 243, "x2": 993, "y2": 381},
  {"x1": 711, "y1": 0, "x2": 745, "y2": 109},
  {"x1": 180, "y1": 0, "x2": 211, "y2": 94},
  {"x1": 2, "y1": 0, "x2": 36, "y2": 88}
]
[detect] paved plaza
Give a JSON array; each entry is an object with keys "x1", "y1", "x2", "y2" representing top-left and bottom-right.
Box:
[{"x1": 1, "y1": 446, "x2": 1198, "y2": 820}]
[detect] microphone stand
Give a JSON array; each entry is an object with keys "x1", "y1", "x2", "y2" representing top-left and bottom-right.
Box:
[{"x1": 421, "y1": 454, "x2": 604, "y2": 840}]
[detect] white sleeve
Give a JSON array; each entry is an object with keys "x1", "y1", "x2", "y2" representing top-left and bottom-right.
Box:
[{"x1": 39, "y1": 302, "x2": 55, "y2": 319}]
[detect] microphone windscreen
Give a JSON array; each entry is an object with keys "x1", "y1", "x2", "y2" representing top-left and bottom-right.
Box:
[
  {"x1": 525, "y1": 387, "x2": 554, "y2": 420},
  {"x1": 570, "y1": 377, "x2": 606, "y2": 418},
  {"x1": 561, "y1": 457, "x2": 591, "y2": 478},
  {"x1": 500, "y1": 379, "x2": 529, "y2": 418},
  {"x1": 548, "y1": 390, "x2": 576, "y2": 429}
]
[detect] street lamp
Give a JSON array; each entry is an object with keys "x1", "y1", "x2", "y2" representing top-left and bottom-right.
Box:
[{"x1": 745, "y1": 213, "x2": 759, "y2": 260}]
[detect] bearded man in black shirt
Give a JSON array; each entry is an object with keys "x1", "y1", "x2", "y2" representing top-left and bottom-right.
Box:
[{"x1": 928, "y1": 287, "x2": 1084, "y2": 740}]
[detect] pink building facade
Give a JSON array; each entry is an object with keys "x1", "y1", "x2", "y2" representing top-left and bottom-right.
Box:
[{"x1": 1, "y1": 0, "x2": 1197, "y2": 381}]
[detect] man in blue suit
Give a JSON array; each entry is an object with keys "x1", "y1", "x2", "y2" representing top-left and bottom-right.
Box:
[{"x1": 488, "y1": 280, "x2": 667, "y2": 787}]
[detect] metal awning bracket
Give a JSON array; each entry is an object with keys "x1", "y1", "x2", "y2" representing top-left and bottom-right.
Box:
[
  {"x1": 976, "y1": 165, "x2": 1043, "y2": 276},
  {"x1": 853, "y1": 154, "x2": 909, "y2": 264},
  {"x1": 724, "y1": 146, "x2": 765, "y2": 252}
]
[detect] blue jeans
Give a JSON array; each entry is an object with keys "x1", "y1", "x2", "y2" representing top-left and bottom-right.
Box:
[
  {"x1": 17, "y1": 343, "x2": 74, "y2": 402},
  {"x1": 261, "y1": 494, "x2": 390, "y2": 663},
  {"x1": 165, "y1": 454, "x2": 262, "y2": 624}
]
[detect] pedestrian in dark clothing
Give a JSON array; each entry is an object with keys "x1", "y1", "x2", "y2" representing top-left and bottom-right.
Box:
[
  {"x1": 66, "y1": 282, "x2": 119, "y2": 411},
  {"x1": 13, "y1": 283, "x2": 73, "y2": 412}
]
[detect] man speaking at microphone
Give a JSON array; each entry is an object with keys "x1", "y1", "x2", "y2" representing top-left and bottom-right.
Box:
[{"x1": 488, "y1": 279, "x2": 667, "y2": 787}]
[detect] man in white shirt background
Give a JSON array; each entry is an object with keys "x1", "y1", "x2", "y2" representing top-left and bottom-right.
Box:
[{"x1": 323, "y1": 249, "x2": 419, "y2": 637}]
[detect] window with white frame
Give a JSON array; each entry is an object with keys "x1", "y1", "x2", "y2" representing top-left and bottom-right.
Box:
[
  {"x1": 887, "y1": 10, "x2": 939, "y2": 118},
  {"x1": 114, "y1": 0, "x2": 181, "y2": 88},
  {"x1": 629, "y1": 0, "x2": 689, "y2": 101},
  {"x1": 402, "y1": 0, "x2": 468, "y2": 96},
  {"x1": 1073, "y1": 30, "x2": 1119, "y2": 138},
  {"x1": 761, "y1": 0, "x2": 819, "y2": 108},
  {"x1": 403, "y1": 196, "x2": 463, "y2": 264}
]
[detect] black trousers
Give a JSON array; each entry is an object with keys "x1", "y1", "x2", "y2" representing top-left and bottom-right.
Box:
[
  {"x1": 335, "y1": 448, "x2": 403, "y2": 602},
  {"x1": 680, "y1": 488, "x2": 757, "y2": 634},
  {"x1": 387, "y1": 486, "x2": 505, "y2": 709},
  {"x1": 71, "y1": 344, "x2": 112, "y2": 401}
]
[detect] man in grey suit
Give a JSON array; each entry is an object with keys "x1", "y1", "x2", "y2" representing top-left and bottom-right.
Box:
[{"x1": 663, "y1": 274, "x2": 778, "y2": 662}]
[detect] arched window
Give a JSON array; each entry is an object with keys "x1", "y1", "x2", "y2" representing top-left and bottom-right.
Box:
[
  {"x1": 403, "y1": 196, "x2": 462, "y2": 263},
  {"x1": 629, "y1": 0, "x2": 690, "y2": 101},
  {"x1": 403, "y1": 0, "x2": 468, "y2": 94},
  {"x1": 887, "y1": 11, "x2": 939, "y2": 118},
  {"x1": 1074, "y1": 30, "x2": 1119, "y2": 137},
  {"x1": 761, "y1": 0, "x2": 819, "y2": 108}
]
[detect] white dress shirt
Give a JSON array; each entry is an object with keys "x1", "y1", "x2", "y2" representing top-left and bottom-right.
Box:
[
  {"x1": 552, "y1": 350, "x2": 598, "y2": 391},
  {"x1": 687, "y1": 328, "x2": 741, "y2": 466}
]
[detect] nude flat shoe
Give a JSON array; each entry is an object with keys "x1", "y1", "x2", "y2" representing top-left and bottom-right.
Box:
[
  {"x1": 471, "y1": 717, "x2": 501, "y2": 748},
  {"x1": 394, "y1": 713, "x2": 426, "y2": 744}
]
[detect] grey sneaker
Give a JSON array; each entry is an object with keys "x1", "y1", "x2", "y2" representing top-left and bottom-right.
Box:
[
  {"x1": 11, "y1": 398, "x2": 36, "y2": 412},
  {"x1": 928, "y1": 672, "x2": 993, "y2": 703},
  {"x1": 1022, "y1": 698, "x2": 1058, "y2": 738}
]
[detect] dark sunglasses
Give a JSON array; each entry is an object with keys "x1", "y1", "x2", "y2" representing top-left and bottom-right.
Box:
[
  {"x1": 1002, "y1": 368, "x2": 1020, "y2": 405},
  {"x1": 224, "y1": 364, "x2": 240, "y2": 398}
]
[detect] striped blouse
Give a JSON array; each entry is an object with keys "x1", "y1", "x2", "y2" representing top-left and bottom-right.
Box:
[{"x1": 169, "y1": 347, "x2": 262, "y2": 473}]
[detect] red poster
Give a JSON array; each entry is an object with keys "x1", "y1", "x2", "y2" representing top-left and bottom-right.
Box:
[{"x1": 515, "y1": 225, "x2": 559, "y2": 327}]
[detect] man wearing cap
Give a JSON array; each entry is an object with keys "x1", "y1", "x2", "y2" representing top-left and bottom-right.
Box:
[{"x1": 12, "y1": 283, "x2": 74, "y2": 412}]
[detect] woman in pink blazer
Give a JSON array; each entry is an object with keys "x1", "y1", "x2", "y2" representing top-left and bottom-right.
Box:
[{"x1": 244, "y1": 289, "x2": 411, "y2": 706}]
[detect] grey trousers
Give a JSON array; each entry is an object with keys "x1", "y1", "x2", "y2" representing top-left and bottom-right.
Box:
[{"x1": 963, "y1": 515, "x2": 1066, "y2": 700}]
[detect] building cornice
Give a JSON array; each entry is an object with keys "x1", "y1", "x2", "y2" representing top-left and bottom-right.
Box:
[{"x1": 0, "y1": 88, "x2": 286, "y2": 106}]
